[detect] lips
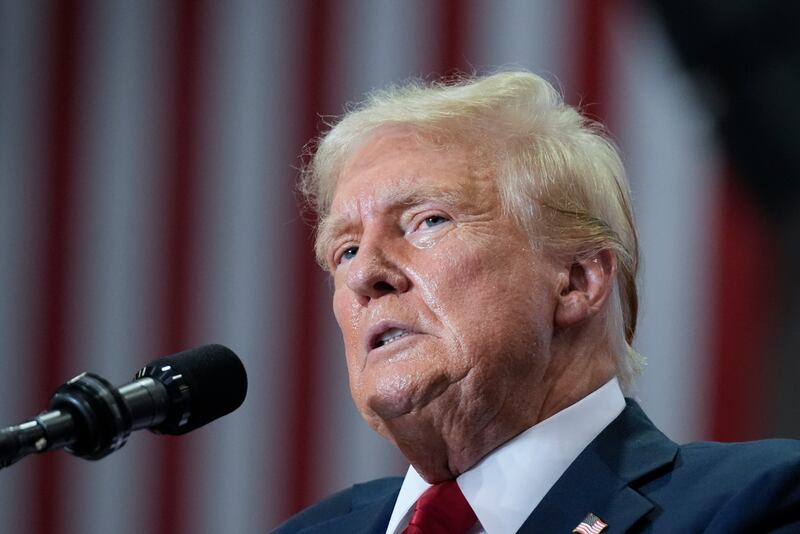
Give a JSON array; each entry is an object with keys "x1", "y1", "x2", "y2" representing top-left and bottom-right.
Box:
[{"x1": 366, "y1": 320, "x2": 420, "y2": 352}]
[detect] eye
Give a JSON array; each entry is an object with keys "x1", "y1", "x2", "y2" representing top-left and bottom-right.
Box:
[
  {"x1": 420, "y1": 215, "x2": 449, "y2": 229},
  {"x1": 423, "y1": 215, "x2": 448, "y2": 227},
  {"x1": 337, "y1": 246, "x2": 359, "y2": 265}
]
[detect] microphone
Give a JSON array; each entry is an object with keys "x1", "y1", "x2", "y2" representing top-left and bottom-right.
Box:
[{"x1": 0, "y1": 344, "x2": 247, "y2": 469}]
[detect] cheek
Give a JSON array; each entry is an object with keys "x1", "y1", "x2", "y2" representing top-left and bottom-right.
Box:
[
  {"x1": 333, "y1": 288, "x2": 358, "y2": 337},
  {"x1": 332, "y1": 291, "x2": 364, "y2": 377},
  {"x1": 417, "y1": 236, "x2": 519, "y2": 311},
  {"x1": 421, "y1": 236, "x2": 554, "y2": 352},
  {"x1": 332, "y1": 293, "x2": 370, "y2": 412}
]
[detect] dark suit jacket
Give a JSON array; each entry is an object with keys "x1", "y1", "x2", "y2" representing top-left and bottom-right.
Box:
[{"x1": 272, "y1": 400, "x2": 800, "y2": 533}]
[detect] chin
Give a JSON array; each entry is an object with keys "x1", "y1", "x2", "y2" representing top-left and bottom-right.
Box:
[
  {"x1": 367, "y1": 365, "x2": 458, "y2": 421},
  {"x1": 366, "y1": 381, "x2": 417, "y2": 420}
]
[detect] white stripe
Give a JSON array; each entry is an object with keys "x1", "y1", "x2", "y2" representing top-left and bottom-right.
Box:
[
  {"x1": 467, "y1": 0, "x2": 573, "y2": 86},
  {"x1": 187, "y1": 1, "x2": 299, "y2": 531},
  {"x1": 0, "y1": 0, "x2": 49, "y2": 529},
  {"x1": 610, "y1": 6, "x2": 717, "y2": 441},
  {"x1": 331, "y1": 0, "x2": 440, "y2": 98},
  {"x1": 66, "y1": 2, "x2": 172, "y2": 533}
]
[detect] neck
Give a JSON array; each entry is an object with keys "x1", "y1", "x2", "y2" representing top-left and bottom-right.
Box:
[
  {"x1": 385, "y1": 388, "x2": 539, "y2": 483},
  {"x1": 380, "y1": 339, "x2": 617, "y2": 483}
]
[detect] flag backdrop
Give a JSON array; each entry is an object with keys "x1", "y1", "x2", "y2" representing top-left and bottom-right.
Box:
[{"x1": 0, "y1": 1, "x2": 795, "y2": 533}]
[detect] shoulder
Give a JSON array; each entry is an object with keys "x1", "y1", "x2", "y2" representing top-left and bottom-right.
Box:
[
  {"x1": 673, "y1": 437, "x2": 800, "y2": 487},
  {"x1": 271, "y1": 477, "x2": 403, "y2": 534},
  {"x1": 613, "y1": 399, "x2": 800, "y2": 487},
  {"x1": 679, "y1": 437, "x2": 800, "y2": 465},
  {"x1": 605, "y1": 401, "x2": 800, "y2": 530},
  {"x1": 642, "y1": 438, "x2": 800, "y2": 530}
]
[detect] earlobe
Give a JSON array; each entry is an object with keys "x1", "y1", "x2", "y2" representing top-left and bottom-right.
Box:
[
  {"x1": 554, "y1": 250, "x2": 617, "y2": 329},
  {"x1": 555, "y1": 291, "x2": 589, "y2": 328}
]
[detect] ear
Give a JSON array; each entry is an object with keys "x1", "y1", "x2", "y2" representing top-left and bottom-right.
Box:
[{"x1": 555, "y1": 249, "x2": 617, "y2": 329}]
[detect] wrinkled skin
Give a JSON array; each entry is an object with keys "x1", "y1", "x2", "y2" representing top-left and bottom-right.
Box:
[{"x1": 323, "y1": 129, "x2": 617, "y2": 482}]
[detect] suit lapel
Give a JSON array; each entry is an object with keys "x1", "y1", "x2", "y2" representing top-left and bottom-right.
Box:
[
  {"x1": 519, "y1": 400, "x2": 678, "y2": 533},
  {"x1": 298, "y1": 481, "x2": 400, "y2": 534}
]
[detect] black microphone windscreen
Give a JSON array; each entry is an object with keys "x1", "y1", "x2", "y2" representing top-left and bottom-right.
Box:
[{"x1": 146, "y1": 344, "x2": 247, "y2": 434}]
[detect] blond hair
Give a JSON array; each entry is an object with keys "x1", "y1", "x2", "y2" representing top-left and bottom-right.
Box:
[{"x1": 301, "y1": 70, "x2": 643, "y2": 391}]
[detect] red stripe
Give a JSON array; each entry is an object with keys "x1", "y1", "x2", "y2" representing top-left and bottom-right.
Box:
[
  {"x1": 284, "y1": 0, "x2": 330, "y2": 516},
  {"x1": 438, "y1": 0, "x2": 468, "y2": 76},
  {"x1": 573, "y1": 0, "x2": 615, "y2": 122},
  {"x1": 32, "y1": 2, "x2": 83, "y2": 533},
  {"x1": 153, "y1": 2, "x2": 204, "y2": 533},
  {"x1": 709, "y1": 173, "x2": 773, "y2": 441}
]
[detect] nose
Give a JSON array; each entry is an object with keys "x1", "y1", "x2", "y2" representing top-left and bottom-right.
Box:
[{"x1": 345, "y1": 240, "x2": 410, "y2": 303}]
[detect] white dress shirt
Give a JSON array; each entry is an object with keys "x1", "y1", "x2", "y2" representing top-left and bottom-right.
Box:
[{"x1": 385, "y1": 378, "x2": 626, "y2": 534}]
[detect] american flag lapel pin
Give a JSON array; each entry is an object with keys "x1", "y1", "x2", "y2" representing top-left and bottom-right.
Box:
[{"x1": 572, "y1": 512, "x2": 608, "y2": 534}]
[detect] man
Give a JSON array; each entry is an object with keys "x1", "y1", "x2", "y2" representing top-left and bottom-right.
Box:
[{"x1": 275, "y1": 71, "x2": 800, "y2": 533}]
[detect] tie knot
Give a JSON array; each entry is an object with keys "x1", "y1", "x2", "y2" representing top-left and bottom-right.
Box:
[{"x1": 403, "y1": 480, "x2": 478, "y2": 534}]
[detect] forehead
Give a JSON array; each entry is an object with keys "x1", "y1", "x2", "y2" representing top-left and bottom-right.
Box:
[{"x1": 330, "y1": 130, "x2": 491, "y2": 214}]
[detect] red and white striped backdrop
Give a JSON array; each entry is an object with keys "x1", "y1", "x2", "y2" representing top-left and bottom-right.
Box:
[{"x1": 0, "y1": 1, "x2": 780, "y2": 533}]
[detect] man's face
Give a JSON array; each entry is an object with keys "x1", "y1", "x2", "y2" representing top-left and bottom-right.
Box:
[{"x1": 324, "y1": 130, "x2": 562, "y2": 444}]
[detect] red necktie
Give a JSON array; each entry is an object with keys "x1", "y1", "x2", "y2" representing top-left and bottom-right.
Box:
[{"x1": 402, "y1": 480, "x2": 478, "y2": 534}]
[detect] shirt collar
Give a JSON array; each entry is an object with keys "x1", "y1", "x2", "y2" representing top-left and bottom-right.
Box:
[{"x1": 385, "y1": 378, "x2": 626, "y2": 534}]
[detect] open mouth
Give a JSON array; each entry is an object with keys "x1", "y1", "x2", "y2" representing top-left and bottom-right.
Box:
[
  {"x1": 366, "y1": 320, "x2": 420, "y2": 352},
  {"x1": 372, "y1": 327, "x2": 410, "y2": 349}
]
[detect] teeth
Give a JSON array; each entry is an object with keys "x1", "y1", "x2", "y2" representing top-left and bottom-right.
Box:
[{"x1": 377, "y1": 328, "x2": 409, "y2": 347}]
